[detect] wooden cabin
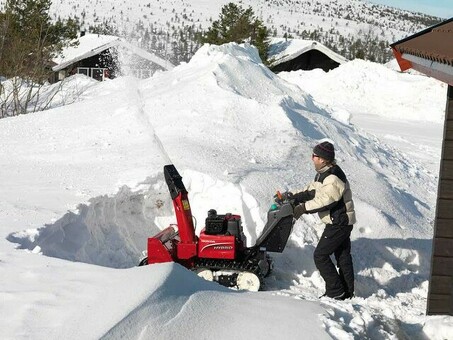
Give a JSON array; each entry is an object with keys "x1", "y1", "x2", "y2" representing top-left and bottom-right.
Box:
[
  {"x1": 51, "y1": 33, "x2": 174, "y2": 83},
  {"x1": 268, "y1": 38, "x2": 348, "y2": 73},
  {"x1": 391, "y1": 17, "x2": 453, "y2": 316}
]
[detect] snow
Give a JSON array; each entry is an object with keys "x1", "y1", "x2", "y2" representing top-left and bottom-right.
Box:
[{"x1": 1, "y1": 42, "x2": 452, "y2": 339}]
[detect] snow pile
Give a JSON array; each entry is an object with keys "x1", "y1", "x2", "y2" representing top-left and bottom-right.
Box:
[
  {"x1": 101, "y1": 264, "x2": 329, "y2": 340},
  {"x1": 279, "y1": 58, "x2": 447, "y2": 123},
  {"x1": 1, "y1": 43, "x2": 452, "y2": 339}
]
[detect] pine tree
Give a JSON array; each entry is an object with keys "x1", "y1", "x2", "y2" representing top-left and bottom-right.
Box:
[
  {"x1": 0, "y1": 0, "x2": 79, "y2": 117},
  {"x1": 1, "y1": 0, "x2": 78, "y2": 80},
  {"x1": 201, "y1": 3, "x2": 270, "y2": 64}
]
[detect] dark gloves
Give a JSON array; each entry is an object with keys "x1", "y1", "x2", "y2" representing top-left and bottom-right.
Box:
[
  {"x1": 274, "y1": 191, "x2": 294, "y2": 204},
  {"x1": 293, "y1": 203, "x2": 307, "y2": 220},
  {"x1": 281, "y1": 191, "x2": 294, "y2": 201},
  {"x1": 292, "y1": 190, "x2": 315, "y2": 205},
  {"x1": 274, "y1": 190, "x2": 315, "y2": 217}
]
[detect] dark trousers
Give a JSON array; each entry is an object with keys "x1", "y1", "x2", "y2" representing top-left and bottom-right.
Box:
[{"x1": 313, "y1": 224, "x2": 354, "y2": 297}]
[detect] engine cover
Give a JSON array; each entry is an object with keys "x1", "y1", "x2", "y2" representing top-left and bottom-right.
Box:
[
  {"x1": 198, "y1": 231, "x2": 240, "y2": 259},
  {"x1": 205, "y1": 212, "x2": 242, "y2": 235}
]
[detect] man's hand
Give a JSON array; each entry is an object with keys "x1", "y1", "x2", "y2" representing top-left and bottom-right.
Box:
[
  {"x1": 294, "y1": 203, "x2": 307, "y2": 219},
  {"x1": 281, "y1": 191, "x2": 294, "y2": 201},
  {"x1": 274, "y1": 191, "x2": 293, "y2": 204},
  {"x1": 293, "y1": 189, "x2": 316, "y2": 204}
]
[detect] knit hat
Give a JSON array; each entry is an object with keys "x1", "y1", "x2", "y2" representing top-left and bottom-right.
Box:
[{"x1": 313, "y1": 141, "x2": 335, "y2": 162}]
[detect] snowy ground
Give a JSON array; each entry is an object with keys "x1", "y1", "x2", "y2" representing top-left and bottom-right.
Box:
[{"x1": 1, "y1": 43, "x2": 452, "y2": 339}]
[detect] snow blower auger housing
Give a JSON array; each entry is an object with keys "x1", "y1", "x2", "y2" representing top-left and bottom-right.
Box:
[{"x1": 139, "y1": 164, "x2": 295, "y2": 291}]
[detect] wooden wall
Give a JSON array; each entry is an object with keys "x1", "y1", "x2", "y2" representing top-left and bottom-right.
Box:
[{"x1": 427, "y1": 84, "x2": 453, "y2": 315}]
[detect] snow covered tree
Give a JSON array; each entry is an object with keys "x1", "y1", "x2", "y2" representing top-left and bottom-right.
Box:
[{"x1": 201, "y1": 3, "x2": 270, "y2": 64}]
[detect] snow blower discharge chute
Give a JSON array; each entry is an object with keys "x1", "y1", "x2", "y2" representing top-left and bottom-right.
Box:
[{"x1": 139, "y1": 165, "x2": 295, "y2": 291}]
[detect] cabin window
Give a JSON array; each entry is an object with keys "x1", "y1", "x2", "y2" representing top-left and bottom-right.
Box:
[
  {"x1": 91, "y1": 68, "x2": 104, "y2": 81},
  {"x1": 58, "y1": 71, "x2": 66, "y2": 80},
  {"x1": 77, "y1": 67, "x2": 89, "y2": 76}
]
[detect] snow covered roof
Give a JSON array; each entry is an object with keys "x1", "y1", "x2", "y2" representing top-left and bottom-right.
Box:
[
  {"x1": 268, "y1": 38, "x2": 348, "y2": 68},
  {"x1": 52, "y1": 33, "x2": 174, "y2": 71},
  {"x1": 391, "y1": 17, "x2": 453, "y2": 85}
]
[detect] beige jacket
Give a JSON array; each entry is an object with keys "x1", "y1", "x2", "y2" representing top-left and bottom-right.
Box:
[{"x1": 303, "y1": 164, "x2": 356, "y2": 226}]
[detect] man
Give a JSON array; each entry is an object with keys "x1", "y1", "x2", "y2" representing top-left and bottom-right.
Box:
[{"x1": 281, "y1": 141, "x2": 356, "y2": 300}]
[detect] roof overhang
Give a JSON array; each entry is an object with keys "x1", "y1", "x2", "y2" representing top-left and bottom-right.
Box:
[
  {"x1": 393, "y1": 50, "x2": 453, "y2": 85},
  {"x1": 391, "y1": 17, "x2": 453, "y2": 86}
]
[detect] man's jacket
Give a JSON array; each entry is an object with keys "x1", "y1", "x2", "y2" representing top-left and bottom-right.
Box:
[{"x1": 294, "y1": 164, "x2": 356, "y2": 226}]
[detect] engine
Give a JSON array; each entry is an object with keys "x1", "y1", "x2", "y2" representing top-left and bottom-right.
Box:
[{"x1": 197, "y1": 209, "x2": 247, "y2": 260}]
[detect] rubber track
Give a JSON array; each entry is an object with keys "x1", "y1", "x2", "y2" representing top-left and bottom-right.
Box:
[{"x1": 193, "y1": 258, "x2": 265, "y2": 289}]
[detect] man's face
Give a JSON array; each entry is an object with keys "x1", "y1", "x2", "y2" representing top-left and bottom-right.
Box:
[{"x1": 311, "y1": 153, "x2": 326, "y2": 171}]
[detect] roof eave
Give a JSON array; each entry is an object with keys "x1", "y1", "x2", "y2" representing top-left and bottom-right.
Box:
[{"x1": 393, "y1": 49, "x2": 453, "y2": 85}]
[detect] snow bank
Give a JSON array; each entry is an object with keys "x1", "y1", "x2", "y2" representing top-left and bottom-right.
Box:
[
  {"x1": 279, "y1": 58, "x2": 447, "y2": 123},
  {"x1": 101, "y1": 264, "x2": 329, "y2": 340}
]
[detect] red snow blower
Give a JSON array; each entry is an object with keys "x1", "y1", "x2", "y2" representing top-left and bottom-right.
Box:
[{"x1": 139, "y1": 164, "x2": 295, "y2": 291}]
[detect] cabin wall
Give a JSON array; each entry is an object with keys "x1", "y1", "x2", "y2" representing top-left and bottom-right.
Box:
[{"x1": 427, "y1": 84, "x2": 453, "y2": 315}]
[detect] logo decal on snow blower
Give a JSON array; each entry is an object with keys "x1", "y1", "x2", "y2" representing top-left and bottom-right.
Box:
[
  {"x1": 201, "y1": 243, "x2": 233, "y2": 252},
  {"x1": 214, "y1": 245, "x2": 233, "y2": 250},
  {"x1": 182, "y1": 200, "x2": 190, "y2": 210}
]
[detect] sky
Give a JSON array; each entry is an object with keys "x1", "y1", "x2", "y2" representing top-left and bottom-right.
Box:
[
  {"x1": 1, "y1": 40, "x2": 453, "y2": 339},
  {"x1": 370, "y1": 0, "x2": 453, "y2": 18}
]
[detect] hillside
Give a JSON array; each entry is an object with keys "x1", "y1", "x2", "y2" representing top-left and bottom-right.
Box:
[{"x1": 45, "y1": 0, "x2": 443, "y2": 68}]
